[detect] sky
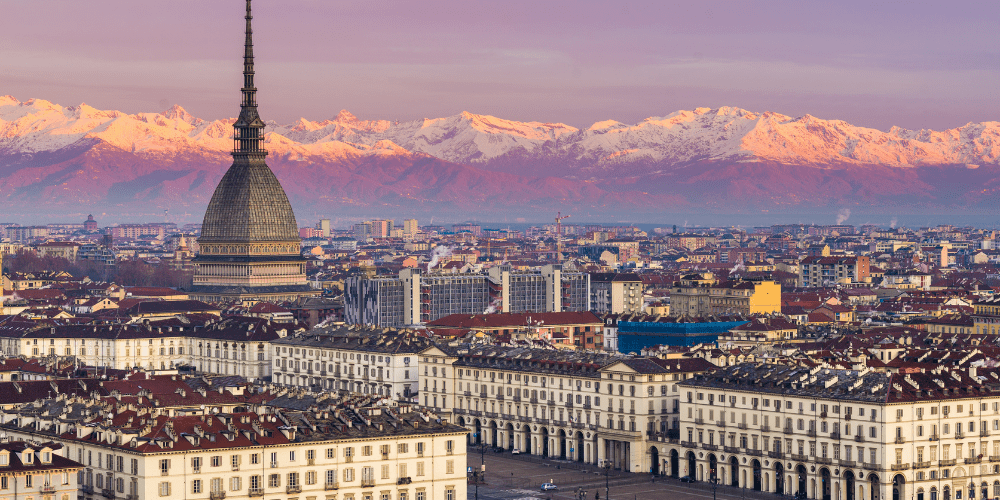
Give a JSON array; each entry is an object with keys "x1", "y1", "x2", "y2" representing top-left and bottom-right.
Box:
[{"x1": 1, "y1": 0, "x2": 998, "y2": 131}]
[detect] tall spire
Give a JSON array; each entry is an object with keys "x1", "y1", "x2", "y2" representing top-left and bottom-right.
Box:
[{"x1": 233, "y1": 0, "x2": 266, "y2": 158}]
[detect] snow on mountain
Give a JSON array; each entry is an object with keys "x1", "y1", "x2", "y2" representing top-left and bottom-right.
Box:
[{"x1": 5, "y1": 96, "x2": 998, "y2": 175}]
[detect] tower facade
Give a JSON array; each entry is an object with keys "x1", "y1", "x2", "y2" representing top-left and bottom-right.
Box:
[{"x1": 188, "y1": 0, "x2": 318, "y2": 304}]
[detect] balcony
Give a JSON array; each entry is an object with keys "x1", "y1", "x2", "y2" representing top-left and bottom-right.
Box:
[
  {"x1": 746, "y1": 449, "x2": 762, "y2": 457},
  {"x1": 193, "y1": 467, "x2": 202, "y2": 474},
  {"x1": 396, "y1": 477, "x2": 412, "y2": 485},
  {"x1": 940, "y1": 459, "x2": 957, "y2": 466},
  {"x1": 529, "y1": 398, "x2": 539, "y2": 404},
  {"x1": 737, "y1": 423, "x2": 748, "y2": 430},
  {"x1": 768, "y1": 451, "x2": 784, "y2": 459},
  {"x1": 210, "y1": 492, "x2": 227, "y2": 500},
  {"x1": 286, "y1": 485, "x2": 302, "y2": 494},
  {"x1": 702, "y1": 444, "x2": 719, "y2": 451},
  {"x1": 102, "y1": 489, "x2": 115, "y2": 499},
  {"x1": 565, "y1": 401, "x2": 574, "y2": 409},
  {"x1": 890, "y1": 463, "x2": 910, "y2": 471},
  {"x1": 854, "y1": 435, "x2": 865, "y2": 443},
  {"x1": 845, "y1": 414, "x2": 852, "y2": 421},
  {"x1": 496, "y1": 394, "x2": 504, "y2": 401},
  {"x1": 232, "y1": 465, "x2": 240, "y2": 471},
  {"x1": 717, "y1": 421, "x2": 727, "y2": 428},
  {"x1": 839, "y1": 460, "x2": 856, "y2": 468},
  {"x1": 361, "y1": 479, "x2": 376, "y2": 487},
  {"x1": 681, "y1": 441, "x2": 697, "y2": 448},
  {"x1": 929, "y1": 434, "x2": 939, "y2": 441},
  {"x1": 982, "y1": 430, "x2": 991, "y2": 438},
  {"x1": 791, "y1": 454, "x2": 809, "y2": 462},
  {"x1": 816, "y1": 457, "x2": 832, "y2": 465},
  {"x1": 914, "y1": 461, "x2": 931, "y2": 469},
  {"x1": 82, "y1": 485, "x2": 95, "y2": 494},
  {"x1": 894, "y1": 436, "x2": 905, "y2": 444},
  {"x1": 965, "y1": 457, "x2": 982, "y2": 465},
  {"x1": 955, "y1": 432, "x2": 965, "y2": 440},
  {"x1": 326, "y1": 481, "x2": 340, "y2": 490},
  {"x1": 160, "y1": 469, "x2": 169, "y2": 476},
  {"x1": 724, "y1": 446, "x2": 740, "y2": 454},
  {"x1": 861, "y1": 462, "x2": 879, "y2": 471},
  {"x1": 830, "y1": 432, "x2": 841, "y2": 440},
  {"x1": 248, "y1": 488, "x2": 265, "y2": 497},
  {"x1": 820, "y1": 411, "x2": 828, "y2": 419},
  {"x1": 991, "y1": 456, "x2": 1000, "y2": 463},
  {"x1": 807, "y1": 429, "x2": 817, "y2": 437},
  {"x1": 760, "y1": 425, "x2": 770, "y2": 433},
  {"x1": 783, "y1": 427, "x2": 794, "y2": 435},
  {"x1": 308, "y1": 458, "x2": 315, "y2": 466},
  {"x1": 695, "y1": 418, "x2": 705, "y2": 425},
  {"x1": 40, "y1": 485, "x2": 56, "y2": 494},
  {"x1": 271, "y1": 461, "x2": 279, "y2": 468}
]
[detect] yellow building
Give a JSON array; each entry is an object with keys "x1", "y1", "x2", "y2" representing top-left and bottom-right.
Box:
[{"x1": 671, "y1": 273, "x2": 780, "y2": 317}]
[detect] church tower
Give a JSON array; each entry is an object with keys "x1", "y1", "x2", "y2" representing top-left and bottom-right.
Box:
[{"x1": 188, "y1": 0, "x2": 319, "y2": 304}]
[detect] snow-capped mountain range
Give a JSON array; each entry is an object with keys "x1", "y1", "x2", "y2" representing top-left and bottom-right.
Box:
[{"x1": 1, "y1": 95, "x2": 999, "y2": 220}]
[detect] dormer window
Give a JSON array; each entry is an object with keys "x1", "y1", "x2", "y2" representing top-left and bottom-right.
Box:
[
  {"x1": 0, "y1": 452, "x2": 8, "y2": 466},
  {"x1": 23, "y1": 452, "x2": 33, "y2": 464},
  {"x1": 41, "y1": 451, "x2": 51, "y2": 464}
]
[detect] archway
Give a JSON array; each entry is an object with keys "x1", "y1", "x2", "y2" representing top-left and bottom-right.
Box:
[
  {"x1": 575, "y1": 432, "x2": 585, "y2": 463},
  {"x1": 650, "y1": 447, "x2": 660, "y2": 475},
  {"x1": 845, "y1": 470, "x2": 856, "y2": 500},
  {"x1": 686, "y1": 451, "x2": 697, "y2": 479},
  {"x1": 869, "y1": 474, "x2": 880, "y2": 500},
  {"x1": 821, "y1": 468, "x2": 832, "y2": 500},
  {"x1": 752, "y1": 460, "x2": 762, "y2": 491},
  {"x1": 892, "y1": 474, "x2": 904, "y2": 500},
  {"x1": 670, "y1": 449, "x2": 679, "y2": 478},
  {"x1": 541, "y1": 427, "x2": 550, "y2": 457},
  {"x1": 490, "y1": 421, "x2": 499, "y2": 447},
  {"x1": 797, "y1": 464, "x2": 808, "y2": 497},
  {"x1": 981, "y1": 481, "x2": 989, "y2": 500},
  {"x1": 474, "y1": 419, "x2": 482, "y2": 445},
  {"x1": 708, "y1": 454, "x2": 717, "y2": 482},
  {"x1": 521, "y1": 425, "x2": 531, "y2": 453},
  {"x1": 730, "y1": 456, "x2": 740, "y2": 486},
  {"x1": 944, "y1": 486, "x2": 950, "y2": 500},
  {"x1": 558, "y1": 429, "x2": 568, "y2": 459},
  {"x1": 775, "y1": 462, "x2": 785, "y2": 495},
  {"x1": 505, "y1": 423, "x2": 515, "y2": 450}
]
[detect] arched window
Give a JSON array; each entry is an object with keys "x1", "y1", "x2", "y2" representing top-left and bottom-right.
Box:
[{"x1": 918, "y1": 488, "x2": 925, "y2": 500}]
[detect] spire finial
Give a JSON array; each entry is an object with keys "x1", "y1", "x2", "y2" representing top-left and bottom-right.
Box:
[{"x1": 233, "y1": 0, "x2": 266, "y2": 157}]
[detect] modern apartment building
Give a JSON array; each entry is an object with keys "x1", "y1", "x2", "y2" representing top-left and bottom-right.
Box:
[
  {"x1": 799, "y1": 256, "x2": 871, "y2": 287},
  {"x1": 344, "y1": 265, "x2": 590, "y2": 327},
  {"x1": 590, "y1": 273, "x2": 643, "y2": 314}
]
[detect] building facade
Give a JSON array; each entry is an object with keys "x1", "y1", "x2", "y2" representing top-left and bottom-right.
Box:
[{"x1": 187, "y1": 0, "x2": 318, "y2": 304}]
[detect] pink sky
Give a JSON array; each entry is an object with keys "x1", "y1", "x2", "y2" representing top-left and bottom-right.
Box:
[{"x1": 2, "y1": 0, "x2": 997, "y2": 131}]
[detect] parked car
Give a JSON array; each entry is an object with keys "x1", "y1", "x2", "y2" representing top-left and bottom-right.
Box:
[
  {"x1": 680, "y1": 476, "x2": 697, "y2": 483},
  {"x1": 511, "y1": 449, "x2": 521, "y2": 455},
  {"x1": 540, "y1": 483, "x2": 558, "y2": 491}
]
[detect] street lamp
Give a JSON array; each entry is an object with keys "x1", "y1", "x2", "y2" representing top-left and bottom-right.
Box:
[
  {"x1": 471, "y1": 433, "x2": 487, "y2": 500},
  {"x1": 602, "y1": 460, "x2": 612, "y2": 500},
  {"x1": 711, "y1": 469, "x2": 719, "y2": 500}
]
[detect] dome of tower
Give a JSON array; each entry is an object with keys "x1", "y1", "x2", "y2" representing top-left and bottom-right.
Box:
[{"x1": 198, "y1": 161, "x2": 299, "y2": 243}]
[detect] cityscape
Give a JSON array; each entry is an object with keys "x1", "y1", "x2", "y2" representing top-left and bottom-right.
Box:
[{"x1": 1, "y1": 1, "x2": 1000, "y2": 500}]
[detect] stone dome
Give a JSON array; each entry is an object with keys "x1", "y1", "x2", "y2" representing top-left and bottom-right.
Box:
[{"x1": 199, "y1": 160, "x2": 299, "y2": 243}]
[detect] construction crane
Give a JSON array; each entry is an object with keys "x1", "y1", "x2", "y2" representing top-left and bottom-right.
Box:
[{"x1": 555, "y1": 211, "x2": 570, "y2": 262}]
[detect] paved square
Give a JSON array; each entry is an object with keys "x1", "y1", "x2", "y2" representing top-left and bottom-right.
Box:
[{"x1": 467, "y1": 451, "x2": 789, "y2": 500}]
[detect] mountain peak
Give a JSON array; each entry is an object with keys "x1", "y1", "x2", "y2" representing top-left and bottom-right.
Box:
[
  {"x1": 0, "y1": 95, "x2": 19, "y2": 107},
  {"x1": 334, "y1": 109, "x2": 358, "y2": 123}
]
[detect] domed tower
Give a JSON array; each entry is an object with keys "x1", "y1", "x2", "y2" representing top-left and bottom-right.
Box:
[{"x1": 188, "y1": 0, "x2": 318, "y2": 304}]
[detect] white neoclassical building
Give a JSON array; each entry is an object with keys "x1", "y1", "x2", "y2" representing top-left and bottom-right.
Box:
[
  {"x1": 419, "y1": 344, "x2": 716, "y2": 473},
  {"x1": 677, "y1": 363, "x2": 1000, "y2": 500}
]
